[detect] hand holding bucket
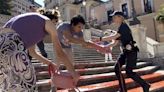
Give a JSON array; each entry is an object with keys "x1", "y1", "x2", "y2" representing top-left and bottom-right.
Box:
[{"x1": 48, "y1": 63, "x2": 79, "y2": 89}]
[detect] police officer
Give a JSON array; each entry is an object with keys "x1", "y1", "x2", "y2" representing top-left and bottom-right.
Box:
[{"x1": 99, "y1": 12, "x2": 150, "y2": 92}]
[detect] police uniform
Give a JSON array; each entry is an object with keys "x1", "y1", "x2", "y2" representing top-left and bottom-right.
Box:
[{"x1": 113, "y1": 12, "x2": 150, "y2": 92}]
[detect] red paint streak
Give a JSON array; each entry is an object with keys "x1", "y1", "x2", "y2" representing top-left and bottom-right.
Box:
[
  {"x1": 78, "y1": 68, "x2": 87, "y2": 72},
  {"x1": 58, "y1": 73, "x2": 163, "y2": 92},
  {"x1": 128, "y1": 80, "x2": 164, "y2": 92}
]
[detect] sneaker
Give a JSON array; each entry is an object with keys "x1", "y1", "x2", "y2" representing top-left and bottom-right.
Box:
[{"x1": 143, "y1": 84, "x2": 151, "y2": 92}]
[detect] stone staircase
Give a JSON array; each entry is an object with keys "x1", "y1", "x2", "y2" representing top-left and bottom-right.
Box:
[{"x1": 33, "y1": 44, "x2": 164, "y2": 92}]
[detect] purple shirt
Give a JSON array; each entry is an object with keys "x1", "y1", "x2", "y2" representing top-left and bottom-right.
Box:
[{"x1": 3, "y1": 13, "x2": 49, "y2": 48}]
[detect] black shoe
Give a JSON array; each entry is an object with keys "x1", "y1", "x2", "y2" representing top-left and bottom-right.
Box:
[
  {"x1": 116, "y1": 88, "x2": 126, "y2": 92},
  {"x1": 42, "y1": 53, "x2": 48, "y2": 58},
  {"x1": 116, "y1": 90, "x2": 126, "y2": 92},
  {"x1": 143, "y1": 84, "x2": 151, "y2": 92}
]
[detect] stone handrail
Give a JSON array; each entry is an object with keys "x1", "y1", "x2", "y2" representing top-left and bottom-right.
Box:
[
  {"x1": 0, "y1": 14, "x2": 12, "y2": 26},
  {"x1": 146, "y1": 37, "x2": 164, "y2": 57}
]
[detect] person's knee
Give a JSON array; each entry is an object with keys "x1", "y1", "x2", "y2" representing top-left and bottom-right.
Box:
[
  {"x1": 114, "y1": 64, "x2": 120, "y2": 74},
  {"x1": 126, "y1": 69, "x2": 133, "y2": 77}
]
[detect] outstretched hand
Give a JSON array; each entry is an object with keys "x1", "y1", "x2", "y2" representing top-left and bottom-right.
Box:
[{"x1": 49, "y1": 62, "x2": 58, "y2": 72}]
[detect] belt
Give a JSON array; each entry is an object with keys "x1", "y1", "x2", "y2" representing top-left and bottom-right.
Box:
[{"x1": 122, "y1": 43, "x2": 137, "y2": 50}]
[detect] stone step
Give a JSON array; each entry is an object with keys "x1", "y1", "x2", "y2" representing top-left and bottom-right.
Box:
[
  {"x1": 74, "y1": 54, "x2": 117, "y2": 57},
  {"x1": 128, "y1": 70, "x2": 164, "y2": 92},
  {"x1": 74, "y1": 59, "x2": 113, "y2": 62},
  {"x1": 36, "y1": 79, "x2": 51, "y2": 92},
  {"x1": 73, "y1": 60, "x2": 114, "y2": 63},
  {"x1": 73, "y1": 52, "x2": 105, "y2": 54},
  {"x1": 37, "y1": 69, "x2": 161, "y2": 92},
  {"x1": 128, "y1": 80, "x2": 164, "y2": 92},
  {"x1": 73, "y1": 49, "x2": 100, "y2": 52},
  {"x1": 34, "y1": 61, "x2": 116, "y2": 72},
  {"x1": 78, "y1": 66, "x2": 159, "y2": 86},
  {"x1": 74, "y1": 54, "x2": 104, "y2": 56},
  {"x1": 74, "y1": 59, "x2": 117, "y2": 62},
  {"x1": 34, "y1": 62, "x2": 151, "y2": 75},
  {"x1": 36, "y1": 66, "x2": 159, "y2": 84},
  {"x1": 36, "y1": 62, "x2": 153, "y2": 92},
  {"x1": 74, "y1": 58, "x2": 105, "y2": 61},
  {"x1": 31, "y1": 58, "x2": 52, "y2": 63},
  {"x1": 58, "y1": 73, "x2": 164, "y2": 92},
  {"x1": 73, "y1": 53, "x2": 104, "y2": 56},
  {"x1": 73, "y1": 52, "x2": 119, "y2": 54},
  {"x1": 76, "y1": 62, "x2": 151, "y2": 75},
  {"x1": 73, "y1": 54, "x2": 118, "y2": 57},
  {"x1": 73, "y1": 50, "x2": 120, "y2": 53}
]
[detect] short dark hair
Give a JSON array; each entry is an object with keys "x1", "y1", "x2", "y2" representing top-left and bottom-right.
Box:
[{"x1": 71, "y1": 15, "x2": 85, "y2": 26}]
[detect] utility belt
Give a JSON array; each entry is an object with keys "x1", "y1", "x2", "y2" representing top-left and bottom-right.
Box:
[{"x1": 122, "y1": 41, "x2": 139, "y2": 53}]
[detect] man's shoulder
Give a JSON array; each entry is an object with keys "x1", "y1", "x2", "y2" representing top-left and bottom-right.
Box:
[
  {"x1": 120, "y1": 23, "x2": 129, "y2": 29},
  {"x1": 119, "y1": 23, "x2": 131, "y2": 32},
  {"x1": 58, "y1": 22, "x2": 70, "y2": 27},
  {"x1": 57, "y1": 22, "x2": 71, "y2": 31},
  {"x1": 57, "y1": 22, "x2": 70, "y2": 28}
]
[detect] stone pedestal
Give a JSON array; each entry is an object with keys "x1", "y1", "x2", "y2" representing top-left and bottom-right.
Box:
[
  {"x1": 130, "y1": 25, "x2": 149, "y2": 59},
  {"x1": 83, "y1": 29, "x2": 92, "y2": 42},
  {"x1": 157, "y1": 23, "x2": 164, "y2": 42}
]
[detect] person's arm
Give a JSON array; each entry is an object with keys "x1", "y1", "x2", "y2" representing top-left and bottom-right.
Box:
[
  {"x1": 45, "y1": 20, "x2": 76, "y2": 72},
  {"x1": 63, "y1": 31, "x2": 94, "y2": 48},
  {"x1": 28, "y1": 45, "x2": 52, "y2": 65},
  {"x1": 102, "y1": 33, "x2": 121, "y2": 41},
  {"x1": 63, "y1": 31, "x2": 87, "y2": 45},
  {"x1": 45, "y1": 20, "x2": 79, "y2": 84},
  {"x1": 109, "y1": 40, "x2": 119, "y2": 47}
]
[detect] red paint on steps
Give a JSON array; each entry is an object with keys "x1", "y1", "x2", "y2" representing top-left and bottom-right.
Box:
[
  {"x1": 77, "y1": 68, "x2": 87, "y2": 72},
  {"x1": 58, "y1": 73, "x2": 163, "y2": 92},
  {"x1": 128, "y1": 80, "x2": 164, "y2": 92},
  {"x1": 79, "y1": 66, "x2": 154, "y2": 80}
]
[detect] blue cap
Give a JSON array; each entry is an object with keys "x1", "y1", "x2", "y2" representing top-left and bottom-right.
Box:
[{"x1": 112, "y1": 11, "x2": 125, "y2": 17}]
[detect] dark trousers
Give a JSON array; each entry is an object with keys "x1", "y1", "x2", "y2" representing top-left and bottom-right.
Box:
[
  {"x1": 114, "y1": 50, "x2": 149, "y2": 92},
  {"x1": 37, "y1": 40, "x2": 47, "y2": 58}
]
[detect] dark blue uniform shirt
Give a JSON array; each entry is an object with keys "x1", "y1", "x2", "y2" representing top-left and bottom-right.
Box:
[{"x1": 117, "y1": 23, "x2": 134, "y2": 47}]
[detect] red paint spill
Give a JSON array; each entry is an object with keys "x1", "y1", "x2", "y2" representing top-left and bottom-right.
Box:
[
  {"x1": 58, "y1": 73, "x2": 163, "y2": 92},
  {"x1": 128, "y1": 80, "x2": 164, "y2": 92}
]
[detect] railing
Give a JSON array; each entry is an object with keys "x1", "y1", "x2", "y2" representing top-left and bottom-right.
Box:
[
  {"x1": 0, "y1": 14, "x2": 12, "y2": 26},
  {"x1": 146, "y1": 37, "x2": 164, "y2": 57}
]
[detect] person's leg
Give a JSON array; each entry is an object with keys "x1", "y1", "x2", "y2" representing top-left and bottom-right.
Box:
[
  {"x1": 37, "y1": 40, "x2": 48, "y2": 58},
  {"x1": 114, "y1": 53, "x2": 127, "y2": 92},
  {"x1": 63, "y1": 48, "x2": 74, "y2": 65},
  {"x1": 126, "y1": 51, "x2": 150, "y2": 92},
  {"x1": 0, "y1": 32, "x2": 37, "y2": 92},
  {"x1": 105, "y1": 53, "x2": 108, "y2": 62},
  {"x1": 105, "y1": 53, "x2": 112, "y2": 62},
  {"x1": 108, "y1": 53, "x2": 113, "y2": 61},
  {"x1": 109, "y1": 47, "x2": 113, "y2": 61}
]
